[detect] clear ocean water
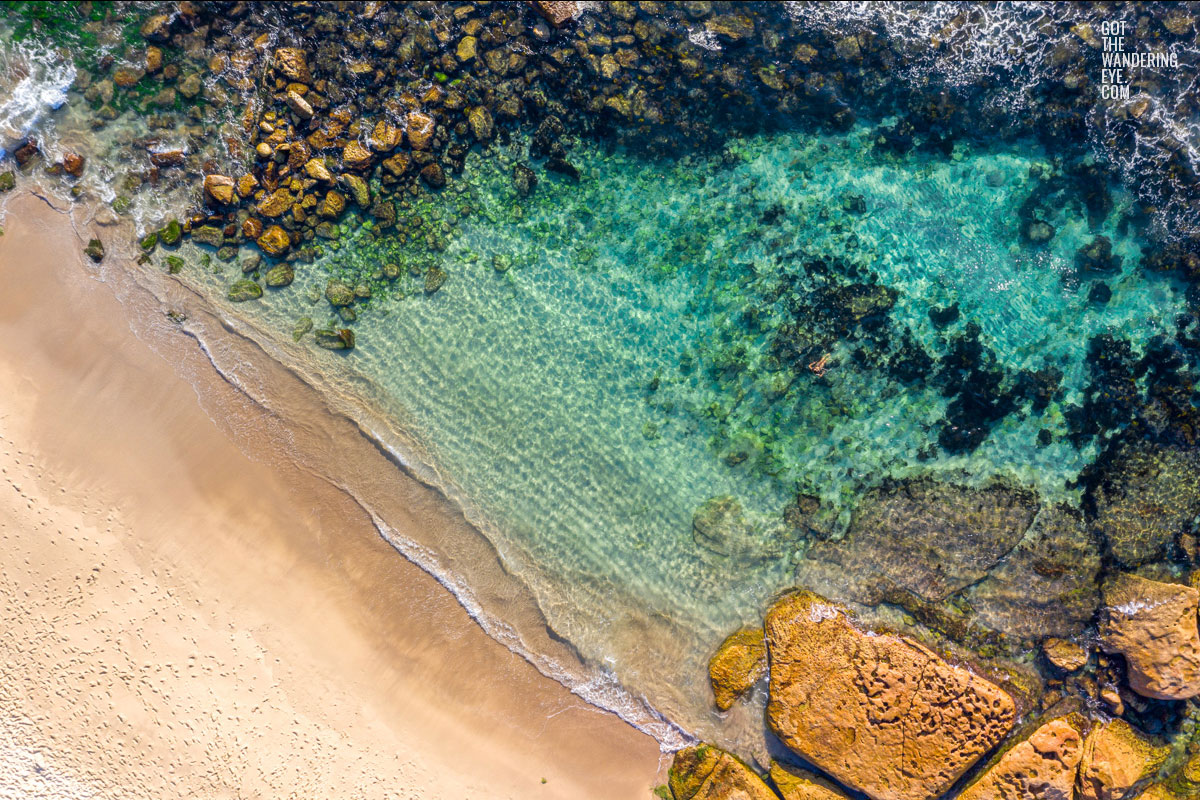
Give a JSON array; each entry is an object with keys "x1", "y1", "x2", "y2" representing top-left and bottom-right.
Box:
[{"x1": 1, "y1": 0, "x2": 1194, "y2": 757}]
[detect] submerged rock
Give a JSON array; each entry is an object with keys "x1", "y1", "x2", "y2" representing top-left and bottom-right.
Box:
[
  {"x1": 84, "y1": 238, "x2": 104, "y2": 263},
  {"x1": 227, "y1": 279, "x2": 262, "y2": 302},
  {"x1": 203, "y1": 174, "x2": 236, "y2": 206},
  {"x1": 1076, "y1": 720, "x2": 1168, "y2": 800},
  {"x1": 958, "y1": 718, "x2": 1082, "y2": 800},
  {"x1": 963, "y1": 504, "x2": 1101, "y2": 640},
  {"x1": 325, "y1": 280, "x2": 355, "y2": 307},
  {"x1": 424, "y1": 266, "x2": 447, "y2": 293},
  {"x1": 1088, "y1": 443, "x2": 1200, "y2": 566},
  {"x1": 256, "y1": 225, "x2": 291, "y2": 257},
  {"x1": 160, "y1": 219, "x2": 182, "y2": 246},
  {"x1": 795, "y1": 480, "x2": 1036, "y2": 605},
  {"x1": 0, "y1": 172, "x2": 14, "y2": 192},
  {"x1": 314, "y1": 328, "x2": 355, "y2": 351},
  {"x1": 707, "y1": 628, "x2": 766, "y2": 711},
  {"x1": 1042, "y1": 638, "x2": 1089, "y2": 673},
  {"x1": 764, "y1": 591, "x2": 1015, "y2": 800},
  {"x1": 668, "y1": 744, "x2": 777, "y2": 800},
  {"x1": 513, "y1": 163, "x2": 538, "y2": 197},
  {"x1": 265, "y1": 264, "x2": 294, "y2": 288},
  {"x1": 191, "y1": 225, "x2": 224, "y2": 248},
  {"x1": 692, "y1": 495, "x2": 796, "y2": 563},
  {"x1": 1099, "y1": 574, "x2": 1200, "y2": 700}
]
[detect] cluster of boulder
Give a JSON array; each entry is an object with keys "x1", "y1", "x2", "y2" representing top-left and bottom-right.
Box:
[{"x1": 673, "y1": 575, "x2": 1200, "y2": 800}]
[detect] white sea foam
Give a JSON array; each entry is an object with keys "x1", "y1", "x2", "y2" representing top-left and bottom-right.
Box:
[{"x1": 0, "y1": 39, "x2": 74, "y2": 160}]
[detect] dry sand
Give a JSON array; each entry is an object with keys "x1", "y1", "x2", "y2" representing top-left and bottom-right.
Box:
[{"x1": 0, "y1": 191, "x2": 666, "y2": 798}]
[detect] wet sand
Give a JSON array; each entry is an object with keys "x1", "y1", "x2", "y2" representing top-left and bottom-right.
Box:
[{"x1": 0, "y1": 191, "x2": 665, "y2": 798}]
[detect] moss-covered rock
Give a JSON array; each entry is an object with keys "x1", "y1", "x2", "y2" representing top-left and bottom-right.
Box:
[
  {"x1": 424, "y1": 265, "x2": 447, "y2": 293},
  {"x1": 0, "y1": 171, "x2": 16, "y2": 192},
  {"x1": 227, "y1": 279, "x2": 262, "y2": 302},
  {"x1": 325, "y1": 279, "x2": 355, "y2": 307},
  {"x1": 139, "y1": 231, "x2": 158, "y2": 252},
  {"x1": 668, "y1": 744, "x2": 777, "y2": 800},
  {"x1": 191, "y1": 225, "x2": 224, "y2": 248},
  {"x1": 160, "y1": 219, "x2": 182, "y2": 246},
  {"x1": 165, "y1": 255, "x2": 184, "y2": 274},
  {"x1": 265, "y1": 264, "x2": 294, "y2": 288}
]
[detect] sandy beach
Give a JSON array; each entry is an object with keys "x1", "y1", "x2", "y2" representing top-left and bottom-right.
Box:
[{"x1": 0, "y1": 191, "x2": 665, "y2": 798}]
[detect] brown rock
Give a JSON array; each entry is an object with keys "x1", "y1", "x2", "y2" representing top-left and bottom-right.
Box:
[
  {"x1": 241, "y1": 217, "x2": 263, "y2": 239},
  {"x1": 236, "y1": 174, "x2": 259, "y2": 198},
  {"x1": 112, "y1": 66, "x2": 144, "y2": 88},
  {"x1": 318, "y1": 190, "x2": 346, "y2": 219},
  {"x1": 382, "y1": 153, "x2": 411, "y2": 177},
  {"x1": 203, "y1": 174, "x2": 236, "y2": 205},
  {"x1": 61, "y1": 152, "x2": 85, "y2": 177},
  {"x1": 1042, "y1": 638, "x2": 1089, "y2": 673},
  {"x1": 707, "y1": 628, "x2": 766, "y2": 711},
  {"x1": 274, "y1": 47, "x2": 311, "y2": 83},
  {"x1": 256, "y1": 188, "x2": 294, "y2": 217},
  {"x1": 406, "y1": 111, "x2": 435, "y2": 150},
  {"x1": 1076, "y1": 720, "x2": 1168, "y2": 800},
  {"x1": 958, "y1": 718, "x2": 1083, "y2": 800},
  {"x1": 468, "y1": 106, "x2": 494, "y2": 141},
  {"x1": 304, "y1": 158, "x2": 333, "y2": 183},
  {"x1": 149, "y1": 148, "x2": 186, "y2": 168},
  {"x1": 139, "y1": 13, "x2": 171, "y2": 42},
  {"x1": 342, "y1": 140, "x2": 373, "y2": 170},
  {"x1": 1099, "y1": 574, "x2": 1200, "y2": 700},
  {"x1": 456, "y1": 36, "x2": 478, "y2": 61},
  {"x1": 256, "y1": 225, "x2": 291, "y2": 256},
  {"x1": 669, "y1": 744, "x2": 777, "y2": 800},
  {"x1": 765, "y1": 591, "x2": 1015, "y2": 800},
  {"x1": 284, "y1": 89, "x2": 313, "y2": 119},
  {"x1": 770, "y1": 761, "x2": 850, "y2": 800},
  {"x1": 368, "y1": 120, "x2": 402, "y2": 152},
  {"x1": 145, "y1": 46, "x2": 163, "y2": 74},
  {"x1": 419, "y1": 163, "x2": 446, "y2": 188},
  {"x1": 531, "y1": 0, "x2": 578, "y2": 27}
]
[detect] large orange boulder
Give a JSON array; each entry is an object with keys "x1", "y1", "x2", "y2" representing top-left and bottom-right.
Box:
[
  {"x1": 1099, "y1": 574, "x2": 1200, "y2": 700},
  {"x1": 765, "y1": 591, "x2": 1015, "y2": 800},
  {"x1": 958, "y1": 718, "x2": 1083, "y2": 800}
]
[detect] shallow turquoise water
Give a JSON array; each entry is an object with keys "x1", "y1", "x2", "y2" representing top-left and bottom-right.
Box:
[{"x1": 170, "y1": 120, "x2": 1186, "y2": 744}]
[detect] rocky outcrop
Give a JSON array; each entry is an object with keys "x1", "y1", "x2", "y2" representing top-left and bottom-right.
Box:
[
  {"x1": 958, "y1": 718, "x2": 1083, "y2": 800},
  {"x1": 1076, "y1": 720, "x2": 1168, "y2": 800},
  {"x1": 1089, "y1": 444, "x2": 1200, "y2": 566},
  {"x1": 1099, "y1": 574, "x2": 1200, "y2": 700},
  {"x1": 770, "y1": 761, "x2": 849, "y2": 800},
  {"x1": 764, "y1": 591, "x2": 1015, "y2": 800},
  {"x1": 795, "y1": 481, "x2": 1037, "y2": 606},
  {"x1": 708, "y1": 628, "x2": 766, "y2": 711},
  {"x1": 668, "y1": 744, "x2": 778, "y2": 800}
]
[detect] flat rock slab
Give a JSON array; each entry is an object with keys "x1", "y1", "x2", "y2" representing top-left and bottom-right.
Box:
[
  {"x1": 765, "y1": 591, "x2": 1016, "y2": 800},
  {"x1": 1100, "y1": 574, "x2": 1200, "y2": 700},
  {"x1": 1076, "y1": 720, "x2": 1169, "y2": 800}
]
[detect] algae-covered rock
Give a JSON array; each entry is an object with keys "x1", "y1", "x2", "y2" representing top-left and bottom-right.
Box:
[
  {"x1": 958, "y1": 718, "x2": 1082, "y2": 800},
  {"x1": 1076, "y1": 720, "x2": 1168, "y2": 800},
  {"x1": 0, "y1": 171, "x2": 14, "y2": 192},
  {"x1": 796, "y1": 480, "x2": 1036, "y2": 605},
  {"x1": 265, "y1": 264, "x2": 294, "y2": 288},
  {"x1": 165, "y1": 255, "x2": 184, "y2": 274},
  {"x1": 770, "y1": 761, "x2": 849, "y2": 800},
  {"x1": 292, "y1": 316, "x2": 313, "y2": 342},
  {"x1": 382, "y1": 262, "x2": 400, "y2": 280},
  {"x1": 668, "y1": 744, "x2": 777, "y2": 800},
  {"x1": 1089, "y1": 443, "x2": 1200, "y2": 566},
  {"x1": 84, "y1": 238, "x2": 104, "y2": 262},
  {"x1": 1099, "y1": 573, "x2": 1200, "y2": 700},
  {"x1": 708, "y1": 628, "x2": 766, "y2": 711},
  {"x1": 139, "y1": 231, "x2": 158, "y2": 252},
  {"x1": 160, "y1": 219, "x2": 182, "y2": 246},
  {"x1": 314, "y1": 328, "x2": 355, "y2": 351},
  {"x1": 513, "y1": 163, "x2": 538, "y2": 197},
  {"x1": 765, "y1": 591, "x2": 1015, "y2": 800},
  {"x1": 325, "y1": 280, "x2": 355, "y2": 307},
  {"x1": 191, "y1": 225, "x2": 224, "y2": 248},
  {"x1": 227, "y1": 279, "x2": 262, "y2": 302}
]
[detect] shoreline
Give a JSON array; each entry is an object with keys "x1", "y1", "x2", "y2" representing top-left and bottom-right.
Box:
[{"x1": 0, "y1": 190, "x2": 666, "y2": 797}]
